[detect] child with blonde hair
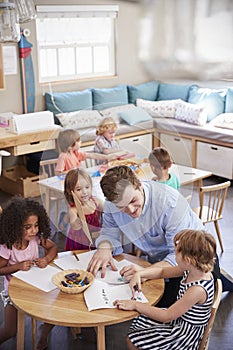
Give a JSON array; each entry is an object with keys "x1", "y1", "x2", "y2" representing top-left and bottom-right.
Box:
[
  {"x1": 114, "y1": 229, "x2": 216, "y2": 350},
  {"x1": 94, "y1": 117, "x2": 127, "y2": 165},
  {"x1": 55, "y1": 129, "x2": 117, "y2": 174},
  {"x1": 148, "y1": 147, "x2": 180, "y2": 189}
]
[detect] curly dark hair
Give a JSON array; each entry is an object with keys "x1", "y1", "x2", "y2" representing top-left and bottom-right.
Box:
[{"x1": 0, "y1": 196, "x2": 51, "y2": 249}]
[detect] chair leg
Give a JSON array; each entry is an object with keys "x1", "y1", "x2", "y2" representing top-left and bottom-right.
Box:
[
  {"x1": 214, "y1": 221, "x2": 224, "y2": 252},
  {"x1": 70, "y1": 327, "x2": 81, "y2": 339},
  {"x1": 54, "y1": 200, "x2": 59, "y2": 231}
]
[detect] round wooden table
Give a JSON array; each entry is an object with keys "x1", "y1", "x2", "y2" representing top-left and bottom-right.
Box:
[{"x1": 9, "y1": 253, "x2": 164, "y2": 350}]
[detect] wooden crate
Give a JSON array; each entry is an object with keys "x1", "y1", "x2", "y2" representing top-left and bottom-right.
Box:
[{"x1": 0, "y1": 165, "x2": 40, "y2": 198}]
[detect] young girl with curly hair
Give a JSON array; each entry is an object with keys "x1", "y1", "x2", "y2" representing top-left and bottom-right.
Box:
[
  {"x1": 114, "y1": 229, "x2": 216, "y2": 350},
  {"x1": 94, "y1": 117, "x2": 126, "y2": 165},
  {"x1": 0, "y1": 196, "x2": 58, "y2": 347}
]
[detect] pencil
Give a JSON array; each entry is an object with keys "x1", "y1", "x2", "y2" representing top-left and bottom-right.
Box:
[{"x1": 73, "y1": 253, "x2": 79, "y2": 262}]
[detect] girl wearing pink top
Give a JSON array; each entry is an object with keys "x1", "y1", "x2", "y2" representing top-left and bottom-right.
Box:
[
  {"x1": 55, "y1": 129, "x2": 117, "y2": 174},
  {"x1": 0, "y1": 196, "x2": 58, "y2": 347}
]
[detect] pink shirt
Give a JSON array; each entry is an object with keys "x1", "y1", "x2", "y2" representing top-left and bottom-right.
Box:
[
  {"x1": 55, "y1": 150, "x2": 87, "y2": 172},
  {"x1": 0, "y1": 237, "x2": 40, "y2": 290}
]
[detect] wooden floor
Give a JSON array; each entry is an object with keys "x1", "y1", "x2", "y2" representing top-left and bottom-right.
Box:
[{"x1": 0, "y1": 175, "x2": 232, "y2": 350}]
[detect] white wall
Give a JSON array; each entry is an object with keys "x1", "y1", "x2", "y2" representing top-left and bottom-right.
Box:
[{"x1": 0, "y1": 0, "x2": 148, "y2": 114}]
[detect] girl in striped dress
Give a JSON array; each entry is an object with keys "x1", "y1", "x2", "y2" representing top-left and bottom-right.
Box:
[{"x1": 114, "y1": 229, "x2": 216, "y2": 350}]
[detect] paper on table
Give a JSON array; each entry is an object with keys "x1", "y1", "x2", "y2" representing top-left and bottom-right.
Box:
[
  {"x1": 53, "y1": 255, "x2": 81, "y2": 271},
  {"x1": 84, "y1": 279, "x2": 148, "y2": 311},
  {"x1": 96, "y1": 259, "x2": 140, "y2": 284},
  {"x1": 12, "y1": 265, "x2": 60, "y2": 292},
  {"x1": 71, "y1": 190, "x2": 93, "y2": 244},
  {"x1": 54, "y1": 250, "x2": 140, "y2": 285},
  {"x1": 53, "y1": 250, "x2": 96, "y2": 271}
]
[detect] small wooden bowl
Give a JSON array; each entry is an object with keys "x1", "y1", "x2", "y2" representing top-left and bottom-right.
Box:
[{"x1": 52, "y1": 269, "x2": 94, "y2": 294}]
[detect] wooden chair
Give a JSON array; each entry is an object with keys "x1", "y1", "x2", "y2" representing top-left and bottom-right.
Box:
[
  {"x1": 39, "y1": 158, "x2": 61, "y2": 231},
  {"x1": 193, "y1": 181, "x2": 231, "y2": 252},
  {"x1": 83, "y1": 157, "x2": 96, "y2": 168},
  {"x1": 198, "y1": 278, "x2": 222, "y2": 350}
]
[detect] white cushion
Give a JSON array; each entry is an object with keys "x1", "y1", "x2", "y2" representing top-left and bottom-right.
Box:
[
  {"x1": 209, "y1": 113, "x2": 233, "y2": 130},
  {"x1": 175, "y1": 100, "x2": 208, "y2": 126},
  {"x1": 56, "y1": 110, "x2": 102, "y2": 129},
  {"x1": 100, "y1": 104, "x2": 136, "y2": 123},
  {"x1": 136, "y1": 98, "x2": 178, "y2": 118}
]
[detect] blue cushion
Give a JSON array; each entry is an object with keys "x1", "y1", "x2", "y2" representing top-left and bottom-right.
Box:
[
  {"x1": 188, "y1": 86, "x2": 226, "y2": 122},
  {"x1": 92, "y1": 85, "x2": 128, "y2": 110},
  {"x1": 127, "y1": 81, "x2": 160, "y2": 104},
  {"x1": 225, "y1": 88, "x2": 233, "y2": 113},
  {"x1": 157, "y1": 83, "x2": 194, "y2": 101},
  {"x1": 118, "y1": 107, "x2": 152, "y2": 125},
  {"x1": 45, "y1": 90, "x2": 93, "y2": 115}
]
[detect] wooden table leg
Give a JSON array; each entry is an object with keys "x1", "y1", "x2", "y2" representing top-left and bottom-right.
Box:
[
  {"x1": 32, "y1": 317, "x2": 37, "y2": 350},
  {"x1": 97, "y1": 325, "x2": 106, "y2": 350},
  {"x1": 17, "y1": 310, "x2": 25, "y2": 350}
]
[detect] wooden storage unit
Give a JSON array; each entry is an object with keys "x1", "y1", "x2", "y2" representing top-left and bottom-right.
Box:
[
  {"x1": 160, "y1": 133, "x2": 192, "y2": 167},
  {"x1": 119, "y1": 134, "x2": 152, "y2": 158},
  {"x1": 197, "y1": 142, "x2": 233, "y2": 179},
  {"x1": 154, "y1": 128, "x2": 233, "y2": 179},
  {"x1": 7, "y1": 139, "x2": 55, "y2": 156},
  {"x1": 0, "y1": 165, "x2": 40, "y2": 197}
]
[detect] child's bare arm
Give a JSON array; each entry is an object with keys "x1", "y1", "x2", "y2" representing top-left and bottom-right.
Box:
[
  {"x1": 114, "y1": 285, "x2": 206, "y2": 323},
  {"x1": 0, "y1": 256, "x2": 33, "y2": 274},
  {"x1": 95, "y1": 197, "x2": 104, "y2": 213},
  {"x1": 69, "y1": 207, "x2": 83, "y2": 230},
  {"x1": 86, "y1": 152, "x2": 117, "y2": 161},
  {"x1": 101, "y1": 148, "x2": 125, "y2": 155},
  {"x1": 35, "y1": 238, "x2": 58, "y2": 268}
]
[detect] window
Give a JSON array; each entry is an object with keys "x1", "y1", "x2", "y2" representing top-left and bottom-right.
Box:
[
  {"x1": 36, "y1": 5, "x2": 118, "y2": 83},
  {"x1": 139, "y1": 0, "x2": 233, "y2": 80}
]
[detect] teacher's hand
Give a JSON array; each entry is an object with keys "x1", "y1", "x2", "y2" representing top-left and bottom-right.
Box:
[
  {"x1": 87, "y1": 245, "x2": 117, "y2": 277},
  {"x1": 120, "y1": 264, "x2": 143, "y2": 281}
]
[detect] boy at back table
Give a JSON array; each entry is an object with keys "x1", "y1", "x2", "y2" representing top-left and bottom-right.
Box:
[
  {"x1": 148, "y1": 147, "x2": 180, "y2": 190},
  {"x1": 55, "y1": 129, "x2": 121, "y2": 174}
]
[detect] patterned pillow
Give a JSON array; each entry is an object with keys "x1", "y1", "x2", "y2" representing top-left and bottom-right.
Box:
[
  {"x1": 100, "y1": 104, "x2": 136, "y2": 123},
  {"x1": 175, "y1": 100, "x2": 207, "y2": 126},
  {"x1": 136, "y1": 98, "x2": 178, "y2": 118},
  {"x1": 56, "y1": 110, "x2": 102, "y2": 129}
]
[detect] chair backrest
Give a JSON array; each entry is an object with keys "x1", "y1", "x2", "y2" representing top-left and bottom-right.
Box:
[
  {"x1": 83, "y1": 157, "x2": 97, "y2": 168},
  {"x1": 198, "y1": 278, "x2": 222, "y2": 350},
  {"x1": 40, "y1": 158, "x2": 58, "y2": 178},
  {"x1": 199, "y1": 181, "x2": 231, "y2": 223}
]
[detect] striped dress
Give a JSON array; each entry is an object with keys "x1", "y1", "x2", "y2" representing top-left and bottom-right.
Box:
[{"x1": 128, "y1": 271, "x2": 215, "y2": 350}]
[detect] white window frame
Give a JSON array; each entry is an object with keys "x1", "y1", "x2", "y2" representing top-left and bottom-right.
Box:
[{"x1": 36, "y1": 5, "x2": 118, "y2": 83}]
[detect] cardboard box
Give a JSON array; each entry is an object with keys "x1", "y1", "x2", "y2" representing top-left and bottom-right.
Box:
[{"x1": 0, "y1": 165, "x2": 40, "y2": 198}]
